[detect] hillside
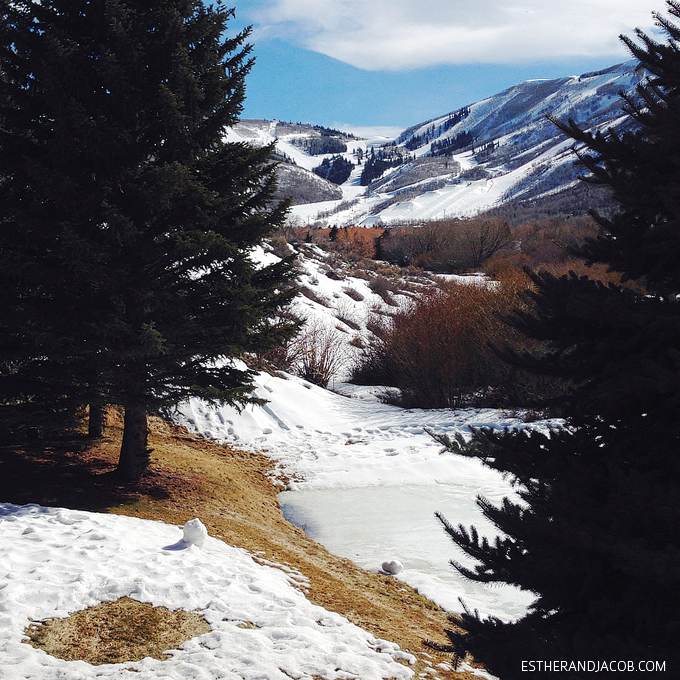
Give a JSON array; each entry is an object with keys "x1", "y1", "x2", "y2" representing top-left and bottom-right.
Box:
[
  {"x1": 232, "y1": 62, "x2": 641, "y2": 226},
  {"x1": 1, "y1": 236, "x2": 559, "y2": 679},
  {"x1": 0, "y1": 413, "x2": 484, "y2": 680},
  {"x1": 225, "y1": 119, "x2": 362, "y2": 206}
]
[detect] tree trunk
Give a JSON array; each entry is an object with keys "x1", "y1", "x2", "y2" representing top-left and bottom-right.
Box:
[
  {"x1": 117, "y1": 400, "x2": 149, "y2": 482},
  {"x1": 88, "y1": 401, "x2": 105, "y2": 438}
]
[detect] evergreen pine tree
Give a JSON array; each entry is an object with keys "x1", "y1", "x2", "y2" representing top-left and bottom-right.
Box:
[
  {"x1": 430, "y1": 3, "x2": 680, "y2": 676},
  {"x1": 0, "y1": 0, "x2": 296, "y2": 480}
]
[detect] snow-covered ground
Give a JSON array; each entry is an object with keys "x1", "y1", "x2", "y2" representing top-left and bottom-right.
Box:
[
  {"x1": 229, "y1": 116, "x2": 548, "y2": 226},
  {"x1": 176, "y1": 370, "x2": 552, "y2": 623},
  {"x1": 0, "y1": 504, "x2": 417, "y2": 680},
  {"x1": 187, "y1": 244, "x2": 548, "y2": 624}
]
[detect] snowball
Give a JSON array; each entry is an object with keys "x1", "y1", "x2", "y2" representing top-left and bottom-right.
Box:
[
  {"x1": 182, "y1": 518, "x2": 208, "y2": 548},
  {"x1": 381, "y1": 560, "x2": 403, "y2": 575}
]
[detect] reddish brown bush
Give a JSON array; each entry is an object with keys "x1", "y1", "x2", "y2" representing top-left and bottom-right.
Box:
[
  {"x1": 379, "y1": 217, "x2": 513, "y2": 272},
  {"x1": 352, "y1": 268, "x2": 567, "y2": 408}
]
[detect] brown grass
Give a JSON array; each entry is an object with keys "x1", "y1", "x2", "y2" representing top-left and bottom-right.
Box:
[
  {"x1": 25, "y1": 597, "x2": 209, "y2": 665},
  {"x1": 1, "y1": 410, "x2": 482, "y2": 679}
]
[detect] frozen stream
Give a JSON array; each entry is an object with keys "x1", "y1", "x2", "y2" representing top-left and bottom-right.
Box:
[
  {"x1": 177, "y1": 371, "x2": 555, "y2": 624},
  {"x1": 279, "y1": 484, "x2": 535, "y2": 621}
]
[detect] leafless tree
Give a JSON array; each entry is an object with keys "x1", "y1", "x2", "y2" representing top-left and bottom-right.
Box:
[{"x1": 461, "y1": 217, "x2": 512, "y2": 268}]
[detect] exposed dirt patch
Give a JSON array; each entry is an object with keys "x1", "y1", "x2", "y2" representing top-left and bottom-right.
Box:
[
  {"x1": 1, "y1": 410, "x2": 479, "y2": 678},
  {"x1": 25, "y1": 597, "x2": 209, "y2": 664}
]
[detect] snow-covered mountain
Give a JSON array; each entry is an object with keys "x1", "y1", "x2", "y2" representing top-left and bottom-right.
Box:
[
  {"x1": 225, "y1": 119, "x2": 363, "y2": 206},
  {"x1": 232, "y1": 61, "x2": 642, "y2": 226}
]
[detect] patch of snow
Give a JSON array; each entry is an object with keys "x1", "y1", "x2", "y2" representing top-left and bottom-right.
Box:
[
  {"x1": 176, "y1": 371, "x2": 547, "y2": 491},
  {"x1": 0, "y1": 503, "x2": 415, "y2": 680},
  {"x1": 174, "y1": 366, "x2": 556, "y2": 621}
]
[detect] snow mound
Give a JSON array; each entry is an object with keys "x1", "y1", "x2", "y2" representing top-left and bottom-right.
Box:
[
  {"x1": 0, "y1": 503, "x2": 415, "y2": 680},
  {"x1": 181, "y1": 517, "x2": 207, "y2": 547},
  {"x1": 381, "y1": 560, "x2": 404, "y2": 575}
]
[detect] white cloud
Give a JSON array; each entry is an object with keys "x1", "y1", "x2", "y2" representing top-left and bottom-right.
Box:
[{"x1": 250, "y1": 0, "x2": 662, "y2": 70}]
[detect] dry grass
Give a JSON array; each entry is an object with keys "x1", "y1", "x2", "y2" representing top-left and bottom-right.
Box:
[
  {"x1": 25, "y1": 597, "x2": 209, "y2": 665},
  {"x1": 0, "y1": 410, "x2": 484, "y2": 678},
  {"x1": 342, "y1": 286, "x2": 365, "y2": 302}
]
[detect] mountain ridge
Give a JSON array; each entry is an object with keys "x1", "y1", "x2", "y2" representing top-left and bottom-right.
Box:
[{"x1": 231, "y1": 60, "x2": 643, "y2": 225}]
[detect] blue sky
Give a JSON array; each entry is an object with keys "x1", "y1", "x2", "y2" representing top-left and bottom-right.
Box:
[{"x1": 231, "y1": 0, "x2": 662, "y2": 134}]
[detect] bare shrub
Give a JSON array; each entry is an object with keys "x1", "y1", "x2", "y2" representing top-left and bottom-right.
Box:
[
  {"x1": 345, "y1": 268, "x2": 372, "y2": 280},
  {"x1": 460, "y1": 217, "x2": 512, "y2": 269},
  {"x1": 289, "y1": 322, "x2": 347, "y2": 388},
  {"x1": 299, "y1": 285, "x2": 330, "y2": 307},
  {"x1": 246, "y1": 308, "x2": 303, "y2": 374},
  {"x1": 342, "y1": 286, "x2": 365, "y2": 301},
  {"x1": 352, "y1": 269, "x2": 568, "y2": 408},
  {"x1": 350, "y1": 315, "x2": 399, "y2": 387},
  {"x1": 540, "y1": 258, "x2": 646, "y2": 291},
  {"x1": 485, "y1": 251, "x2": 646, "y2": 293},
  {"x1": 379, "y1": 218, "x2": 512, "y2": 273},
  {"x1": 482, "y1": 217, "x2": 601, "y2": 273},
  {"x1": 335, "y1": 313, "x2": 361, "y2": 331},
  {"x1": 369, "y1": 275, "x2": 399, "y2": 306}
]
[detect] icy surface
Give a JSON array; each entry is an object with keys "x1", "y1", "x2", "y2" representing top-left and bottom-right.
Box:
[
  {"x1": 279, "y1": 485, "x2": 535, "y2": 620},
  {"x1": 0, "y1": 503, "x2": 415, "y2": 680}
]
